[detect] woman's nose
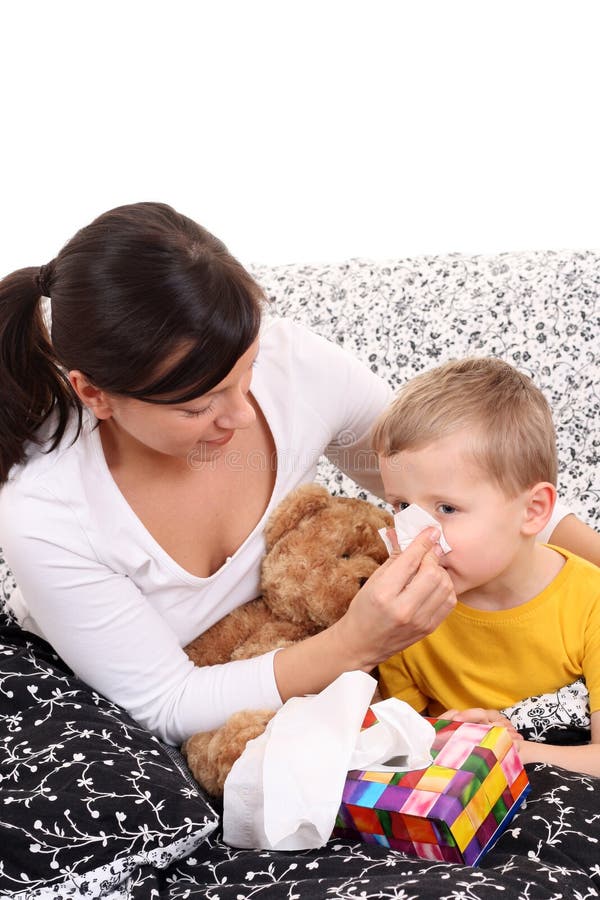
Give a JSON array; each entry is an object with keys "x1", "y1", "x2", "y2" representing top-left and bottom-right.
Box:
[{"x1": 218, "y1": 391, "x2": 256, "y2": 430}]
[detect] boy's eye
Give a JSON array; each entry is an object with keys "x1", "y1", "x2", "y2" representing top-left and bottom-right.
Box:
[
  {"x1": 393, "y1": 501, "x2": 410, "y2": 512},
  {"x1": 438, "y1": 503, "x2": 457, "y2": 515}
]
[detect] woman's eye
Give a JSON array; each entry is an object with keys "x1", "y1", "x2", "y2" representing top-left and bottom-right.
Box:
[{"x1": 182, "y1": 403, "x2": 214, "y2": 418}]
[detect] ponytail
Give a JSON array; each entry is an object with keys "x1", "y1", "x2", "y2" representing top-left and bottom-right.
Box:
[{"x1": 0, "y1": 266, "x2": 81, "y2": 484}]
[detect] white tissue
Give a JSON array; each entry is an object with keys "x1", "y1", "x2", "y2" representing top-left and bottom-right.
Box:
[
  {"x1": 222, "y1": 671, "x2": 435, "y2": 851},
  {"x1": 379, "y1": 503, "x2": 451, "y2": 555},
  {"x1": 350, "y1": 698, "x2": 435, "y2": 772}
]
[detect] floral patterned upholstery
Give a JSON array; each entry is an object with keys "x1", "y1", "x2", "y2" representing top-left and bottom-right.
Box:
[
  {"x1": 252, "y1": 250, "x2": 600, "y2": 524},
  {"x1": 0, "y1": 250, "x2": 599, "y2": 899}
]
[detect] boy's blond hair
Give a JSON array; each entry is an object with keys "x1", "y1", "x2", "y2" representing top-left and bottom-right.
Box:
[{"x1": 372, "y1": 357, "x2": 557, "y2": 497}]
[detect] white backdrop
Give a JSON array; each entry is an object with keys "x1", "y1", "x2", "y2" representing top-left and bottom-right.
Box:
[{"x1": 1, "y1": 0, "x2": 599, "y2": 271}]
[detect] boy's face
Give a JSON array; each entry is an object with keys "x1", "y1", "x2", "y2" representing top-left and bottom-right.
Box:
[{"x1": 379, "y1": 430, "x2": 532, "y2": 599}]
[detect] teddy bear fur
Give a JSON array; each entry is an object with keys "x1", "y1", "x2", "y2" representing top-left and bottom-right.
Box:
[{"x1": 182, "y1": 483, "x2": 392, "y2": 795}]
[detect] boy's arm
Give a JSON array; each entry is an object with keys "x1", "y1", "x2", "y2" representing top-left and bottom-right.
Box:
[
  {"x1": 516, "y1": 710, "x2": 600, "y2": 777},
  {"x1": 550, "y1": 514, "x2": 600, "y2": 567},
  {"x1": 439, "y1": 707, "x2": 521, "y2": 739}
]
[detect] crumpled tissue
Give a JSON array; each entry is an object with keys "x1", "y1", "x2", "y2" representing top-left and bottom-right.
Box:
[
  {"x1": 222, "y1": 670, "x2": 436, "y2": 851},
  {"x1": 379, "y1": 503, "x2": 452, "y2": 554}
]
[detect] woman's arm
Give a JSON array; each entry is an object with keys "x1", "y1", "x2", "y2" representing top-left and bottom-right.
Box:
[
  {"x1": 290, "y1": 320, "x2": 393, "y2": 498},
  {"x1": 549, "y1": 513, "x2": 600, "y2": 567},
  {"x1": 274, "y1": 529, "x2": 456, "y2": 701},
  {"x1": 0, "y1": 491, "x2": 282, "y2": 746},
  {"x1": 516, "y1": 710, "x2": 600, "y2": 776},
  {"x1": 3, "y1": 484, "x2": 455, "y2": 745},
  {"x1": 327, "y1": 427, "x2": 387, "y2": 498}
]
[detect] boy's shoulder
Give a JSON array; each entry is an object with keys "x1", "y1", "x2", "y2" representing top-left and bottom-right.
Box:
[{"x1": 547, "y1": 544, "x2": 600, "y2": 591}]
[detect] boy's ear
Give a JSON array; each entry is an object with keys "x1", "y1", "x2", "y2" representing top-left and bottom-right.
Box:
[
  {"x1": 521, "y1": 482, "x2": 557, "y2": 536},
  {"x1": 68, "y1": 370, "x2": 115, "y2": 420}
]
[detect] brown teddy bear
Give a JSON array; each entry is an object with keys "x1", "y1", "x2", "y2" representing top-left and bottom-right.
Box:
[{"x1": 182, "y1": 483, "x2": 392, "y2": 795}]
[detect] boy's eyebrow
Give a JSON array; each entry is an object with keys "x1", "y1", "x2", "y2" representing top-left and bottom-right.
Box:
[{"x1": 384, "y1": 493, "x2": 403, "y2": 505}]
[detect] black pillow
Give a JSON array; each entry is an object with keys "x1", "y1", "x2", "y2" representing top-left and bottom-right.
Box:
[{"x1": 0, "y1": 624, "x2": 218, "y2": 897}]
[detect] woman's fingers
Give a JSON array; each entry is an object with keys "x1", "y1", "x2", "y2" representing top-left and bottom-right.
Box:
[
  {"x1": 361, "y1": 536, "x2": 454, "y2": 648},
  {"x1": 336, "y1": 526, "x2": 455, "y2": 672},
  {"x1": 385, "y1": 527, "x2": 402, "y2": 555},
  {"x1": 411, "y1": 552, "x2": 456, "y2": 628},
  {"x1": 384, "y1": 549, "x2": 455, "y2": 640},
  {"x1": 378, "y1": 526, "x2": 443, "y2": 583}
]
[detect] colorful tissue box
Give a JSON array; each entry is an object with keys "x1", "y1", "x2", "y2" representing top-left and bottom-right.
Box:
[{"x1": 333, "y1": 714, "x2": 530, "y2": 866}]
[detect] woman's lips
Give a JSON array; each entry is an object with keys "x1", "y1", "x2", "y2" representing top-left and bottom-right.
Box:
[{"x1": 203, "y1": 431, "x2": 234, "y2": 447}]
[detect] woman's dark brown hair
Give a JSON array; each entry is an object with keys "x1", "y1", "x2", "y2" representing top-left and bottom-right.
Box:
[{"x1": 0, "y1": 202, "x2": 264, "y2": 483}]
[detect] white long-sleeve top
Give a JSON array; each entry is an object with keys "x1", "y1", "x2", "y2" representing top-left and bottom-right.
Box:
[{"x1": 0, "y1": 318, "x2": 393, "y2": 745}]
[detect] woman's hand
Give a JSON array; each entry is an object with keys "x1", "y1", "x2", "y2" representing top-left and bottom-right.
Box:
[
  {"x1": 439, "y1": 707, "x2": 521, "y2": 740},
  {"x1": 333, "y1": 526, "x2": 457, "y2": 674},
  {"x1": 273, "y1": 526, "x2": 456, "y2": 703}
]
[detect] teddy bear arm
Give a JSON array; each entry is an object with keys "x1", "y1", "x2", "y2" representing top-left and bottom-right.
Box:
[
  {"x1": 183, "y1": 709, "x2": 276, "y2": 795},
  {"x1": 230, "y1": 619, "x2": 314, "y2": 661},
  {"x1": 183, "y1": 599, "x2": 273, "y2": 667}
]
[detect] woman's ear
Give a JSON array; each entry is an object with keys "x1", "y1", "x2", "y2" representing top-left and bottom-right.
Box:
[
  {"x1": 521, "y1": 482, "x2": 557, "y2": 536},
  {"x1": 68, "y1": 370, "x2": 114, "y2": 420}
]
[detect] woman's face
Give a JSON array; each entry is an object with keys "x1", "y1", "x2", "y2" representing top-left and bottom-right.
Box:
[{"x1": 87, "y1": 340, "x2": 260, "y2": 463}]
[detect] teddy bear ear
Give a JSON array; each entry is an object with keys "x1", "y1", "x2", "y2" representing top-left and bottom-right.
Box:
[{"x1": 264, "y1": 483, "x2": 333, "y2": 550}]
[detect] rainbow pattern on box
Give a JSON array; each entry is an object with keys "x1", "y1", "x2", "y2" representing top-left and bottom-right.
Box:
[{"x1": 334, "y1": 714, "x2": 530, "y2": 865}]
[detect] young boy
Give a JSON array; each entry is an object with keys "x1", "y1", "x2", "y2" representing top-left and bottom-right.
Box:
[{"x1": 372, "y1": 357, "x2": 600, "y2": 776}]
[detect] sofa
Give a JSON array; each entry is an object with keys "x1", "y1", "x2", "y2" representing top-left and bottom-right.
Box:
[{"x1": 1, "y1": 249, "x2": 599, "y2": 899}]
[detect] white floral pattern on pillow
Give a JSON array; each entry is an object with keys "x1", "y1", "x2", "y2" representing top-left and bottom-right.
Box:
[
  {"x1": 252, "y1": 250, "x2": 600, "y2": 524},
  {"x1": 502, "y1": 677, "x2": 591, "y2": 742}
]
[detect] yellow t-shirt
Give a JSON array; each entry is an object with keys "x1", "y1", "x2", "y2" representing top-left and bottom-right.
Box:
[{"x1": 379, "y1": 547, "x2": 600, "y2": 716}]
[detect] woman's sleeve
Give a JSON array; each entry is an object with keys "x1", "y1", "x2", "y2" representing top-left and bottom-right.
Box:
[
  {"x1": 537, "y1": 500, "x2": 572, "y2": 543},
  {"x1": 289, "y1": 322, "x2": 394, "y2": 496},
  {"x1": 0, "y1": 488, "x2": 282, "y2": 746}
]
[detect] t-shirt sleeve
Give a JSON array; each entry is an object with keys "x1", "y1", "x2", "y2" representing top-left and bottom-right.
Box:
[
  {"x1": 584, "y1": 583, "x2": 600, "y2": 715},
  {"x1": 378, "y1": 652, "x2": 429, "y2": 714},
  {"x1": 0, "y1": 485, "x2": 282, "y2": 746}
]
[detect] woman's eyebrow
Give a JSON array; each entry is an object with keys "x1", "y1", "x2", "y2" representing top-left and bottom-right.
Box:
[{"x1": 175, "y1": 351, "x2": 259, "y2": 408}]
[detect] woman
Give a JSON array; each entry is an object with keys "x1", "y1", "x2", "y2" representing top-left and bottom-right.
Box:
[{"x1": 0, "y1": 202, "x2": 594, "y2": 747}]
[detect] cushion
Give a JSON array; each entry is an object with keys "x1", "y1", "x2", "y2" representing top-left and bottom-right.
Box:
[
  {"x1": 0, "y1": 548, "x2": 17, "y2": 627},
  {"x1": 252, "y1": 250, "x2": 600, "y2": 528},
  {"x1": 0, "y1": 624, "x2": 218, "y2": 899}
]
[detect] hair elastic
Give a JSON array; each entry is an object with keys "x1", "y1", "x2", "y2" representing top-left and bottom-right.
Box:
[{"x1": 37, "y1": 261, "x2": 54, "y2": 297}]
